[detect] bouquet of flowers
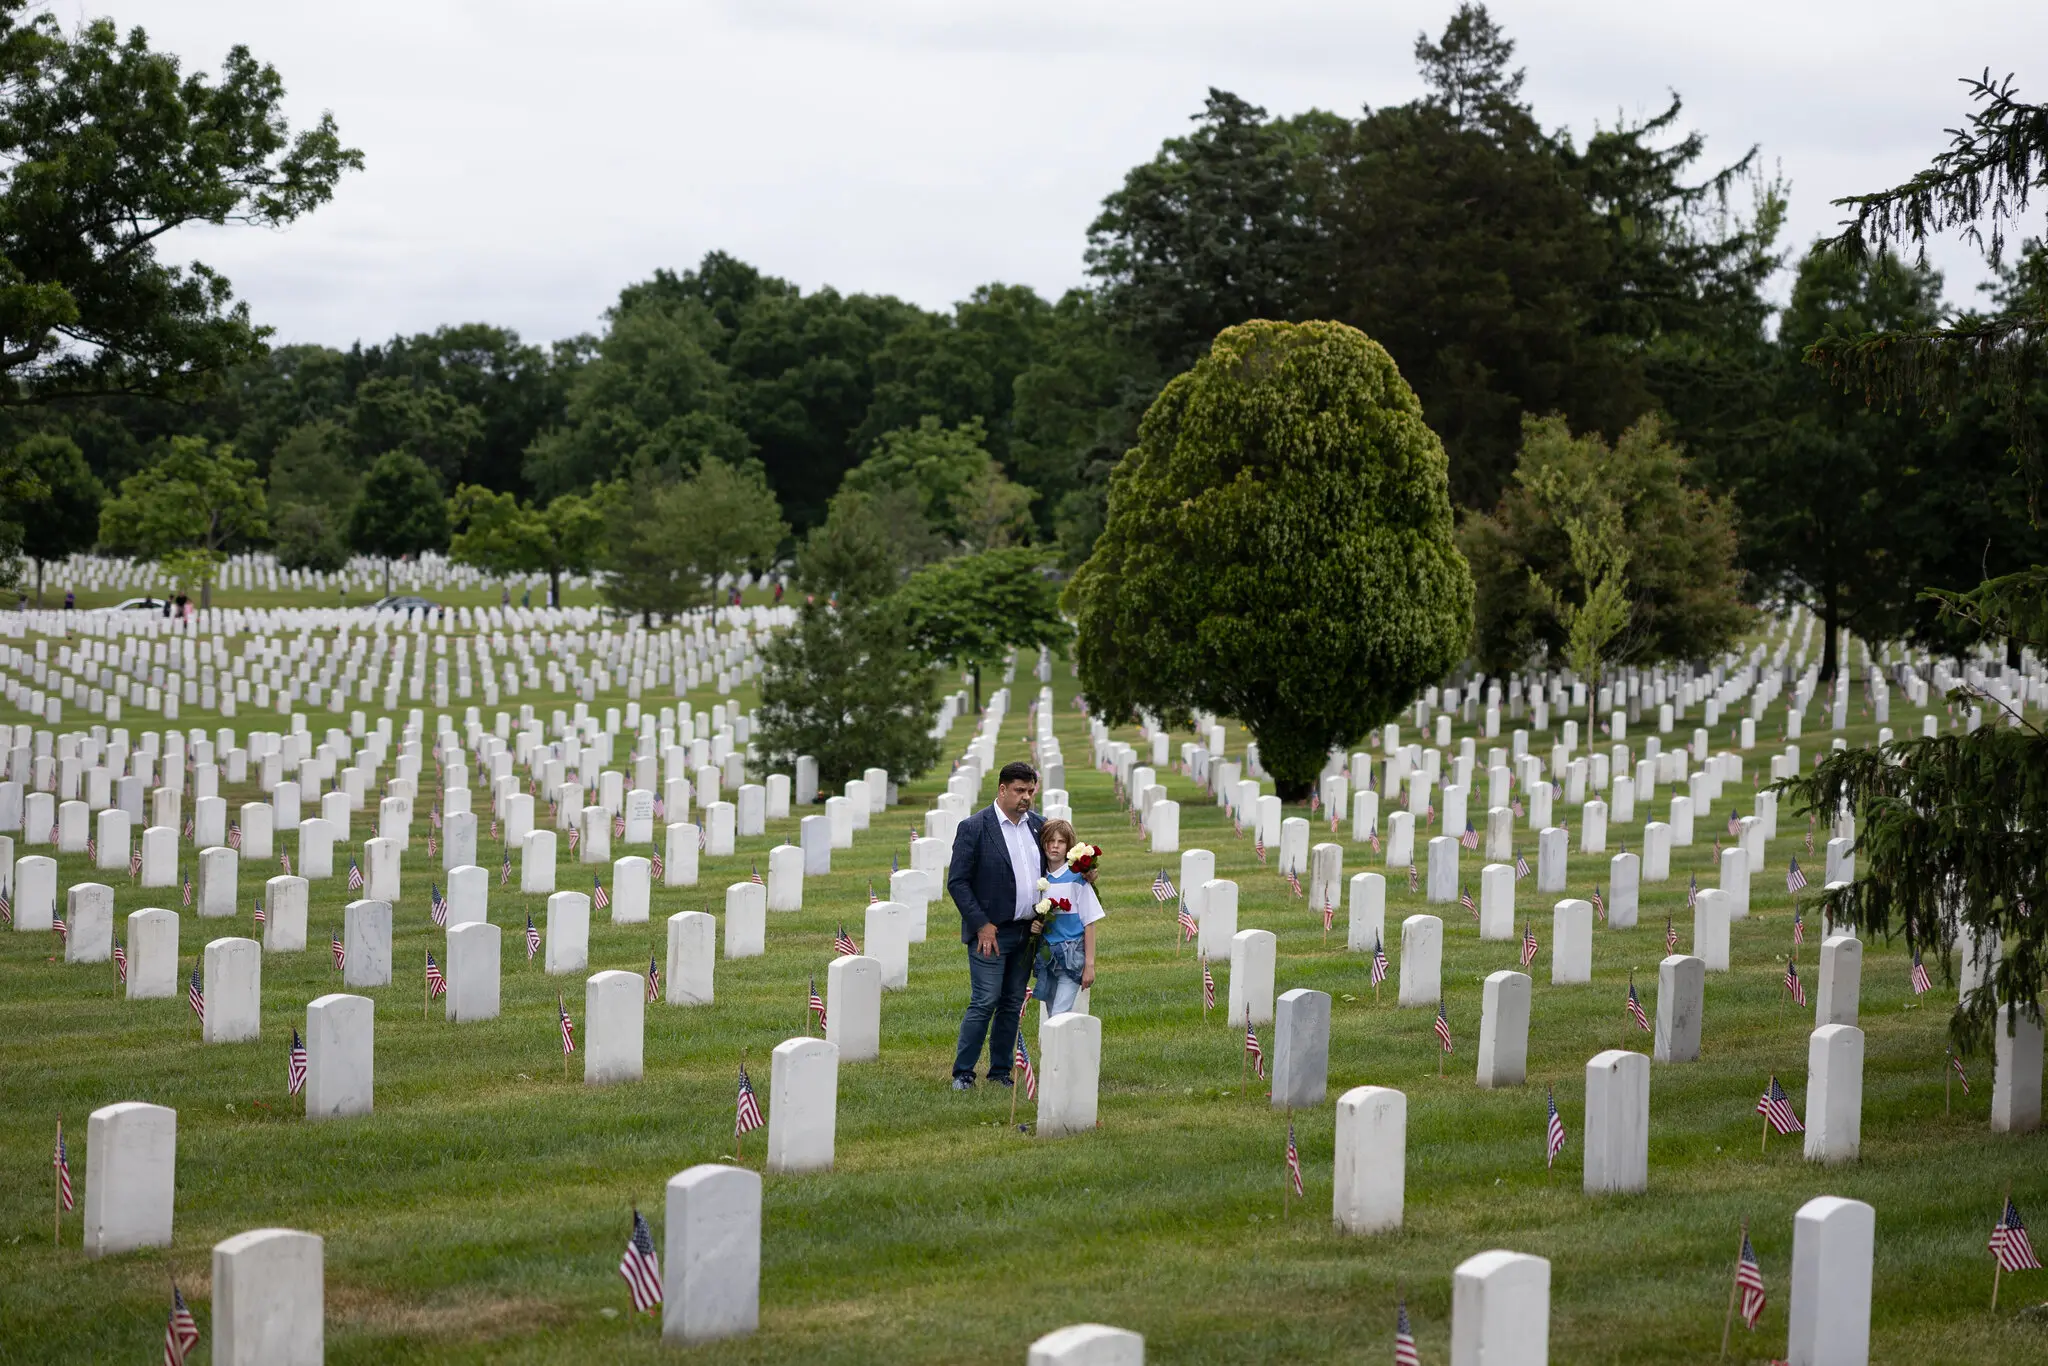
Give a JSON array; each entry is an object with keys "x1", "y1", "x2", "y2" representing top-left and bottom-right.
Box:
[
  {"x1": 1067, "y1": 842, "x2": 1102, "y2": 877},
  {"x1": 1027, "y1": 878, "x2": 1073, "y2": 939}
]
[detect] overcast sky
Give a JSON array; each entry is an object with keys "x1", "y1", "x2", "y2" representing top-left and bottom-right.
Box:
[{"x1": 53, "y1": 0, "x2": 2047, "y2": 349}]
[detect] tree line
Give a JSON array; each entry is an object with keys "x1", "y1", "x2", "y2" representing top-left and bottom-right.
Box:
[{"x1": 1, "y1": 2, "x2": 2043, "y2": 680}]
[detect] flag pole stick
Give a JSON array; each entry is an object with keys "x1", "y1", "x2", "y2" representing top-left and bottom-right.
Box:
[
  {"x1": 1993, "y1": 1182, "x2": 2010, "y2": 1310},
  {"x1": 1761, "y1": 1114, "x2": 1769, "y2": 1155},
  {"x1": 423, "y1": 950, "x2": 429, "y2": 1019},
  {"x1": 53, "y1": 1115, "x2": 60, "y2": 1247},
  {"x1": 1009, "y1": 1046, "x2": 1021, "y2": 1128},
  {"x1": 1282, "y1": 1108, "x2": 1291, "y2": 1221},
  {"x1": 736, "y1": 1048, "x2": 747, "y2": 1165},
  {"x1": 1720, "y1": 1217, "x2": 1746, "y2": 1357}
]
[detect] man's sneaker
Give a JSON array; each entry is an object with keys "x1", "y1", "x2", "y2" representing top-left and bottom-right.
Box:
[
  {"x1": 988, "y1": 1075, "x2": 1014, "y2": 1088},
  {"x1": 952, "y1": 1076, "x2": 975, "y2": 1091}
]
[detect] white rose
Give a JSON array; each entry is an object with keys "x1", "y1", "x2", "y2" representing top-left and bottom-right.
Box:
[
  {"x1": 1036, "y1": 877, "x2": 1048, "y2": 890},
  {"x1": 1034, "y1": 898, "x2": 1052, "y2": 914}
]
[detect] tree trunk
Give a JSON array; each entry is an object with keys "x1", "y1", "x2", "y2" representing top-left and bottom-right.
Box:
[
  {"x1": 200, "y1": 572, "x2": 212, "y2": 611},
  {"x1": 548, "y1": 567, "x2": 561, "y2": 607},
  {"x1": 971, "y1": 660, "x2": 982, "y2": 715},
  {"x1": 1819, "y1": 592, "x2": 1839, "y2": 683},
  {"x1": 33, "y1": 557, "x2": 43, "y2": 610},
  {"x1": 384, "y1": 558, "x2": 393, "y2": 596}
]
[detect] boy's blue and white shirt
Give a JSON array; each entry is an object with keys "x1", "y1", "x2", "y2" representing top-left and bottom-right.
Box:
[{"x1": 1041, "y1": 864, "x2": 1106, "y2": 944}]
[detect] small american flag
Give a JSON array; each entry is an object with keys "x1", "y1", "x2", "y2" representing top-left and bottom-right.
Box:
[
  {"x1": 180, "y1": 866, "x2": 192, "y2": 906},
  {"x1": 182, "y1": 817, "x2": 193, "y2": 840},
  {"x1": 834, "y1": 924, "x2": 859, "y2": 957},
  {"x1": 613, "y1": 813, "x2": 625, "y2": 838},
  {"x1": 526, "y1": 914, "x2": 541, "y2": 960},
  {"x1": 425, "y1": 951, "x2": 447, "y2": 998},
  {"x1": 620, "y1": 1207, "x2": 663, "y2": 1313},
  {"x1": 226, "y1": 821, "x2": 241, "y2": 851},
  {"x1": 646, "y1": 954, "x2": 662, "y2": 1003},
  {"x1": 1627, "y1": 976, "x2": 1650, "y2": 1031},
  {"x1": 1793, "y1": 910, "x2": 1804, "y2": 948},
  {"x1": 332, "y1": 931, "x2": 346, "y2": 971},
  {"x1": 1461, "y1": 821, "x2": 1480, "y2": 850},
  {"x1": 288, "y1": 1028, "x2": 308, "y2": 1096},
  {"x1": 751, "y1": 864, "x2": 763, "y2": 886},
  {"x1": 1728, "y1": 811, "x2": 1741, "y2": 838},
  {"x1": 490, "y1": 818, "x2": 499, "y2": 840},
  {"x1": 113, "y1": 935, "x2": 127, "y2": 984},
  {"x1": 426, "y1": 832, "x2": 438, "y2": 857},
  {"x1": 1434, "y1": 1001, "x2": 1453, "y2": 1052},
  {"x1": 429, "y1": 882, "x2": 448, "y2": 927},
  {"x1": 165, "y1": 1285, "x2": 200, "y2": 1366},
  {"x1": 1521, "y1": 922, "x2": 1538, "y2": 968},
  {"x1": 279, "y1": 850, "x2": 291, "y2": 876},
  {"x1": 52, "y1": 912, "x2": 67, "y2": 942},
  {"x1": 1591, "y1": 885, "x2": 1606, "y2": 921},
  {"x1": 1666, "y1": 918, "x2": 1678, "y2": 953},
  {"x1": 130, "y1": 847, "x2": 143, "y2": 880},
  {"x1": 1286, "y1": 869, "x2": 1303, "y2": 898},
  {"x1": 1153, "y1": 869, "x2": 1176, "y2": 902},
  {"x1": 1735, "y1": 1231, "x2": 1767, "y2": 1329},
  {"x1": 867, "y1": 880, "x2": 879, "y2": 904},
  {"x1": 1285, "y1": 1121, "x2": 1304, "y2": 1197},
  {"x1": 1687, "y1": 873, "x2": 1698, "y2": 909},
  {"x1": 1949, "y1": 1048, "x2": 1970, "y2": 1094},
  {"x1": 1371, "y1": 937, "x2": 1388, "y2": 986},
  {"x1": 735, "y1": 1063, "x2": 765, "y2": 1135},
  {"x1": 1512, "y1": 797, "x2": 1524, "y2": 818},
  {"x1": 1909, "y1": 953, "x2": 1932, "y2": 995},
  {"x1": 1783, "y1": 958, "x2": 1806, "y2": 1007},
  {"x1": 432, "y1": 802, "x2": 443, "y2": 828},
  {"x1": 1014, "y1": 1032, "x2": 1038, "y2": 1099},
  {"x1": 1407, "y1": 862, "x2": 1419, "y2": 894},
  {"x1": 253, "y1": 896, "x2": 266, "y2": 927},
  {"x1": 809, "y1": 975, "x2": 826, "y2": 1030},
  {"x1": 1201, "y1": 955, "x2": 1216, "y2": 1009},
  {"x1": 1546, "y1": 1085, "x2": 1566, "y2": 1167},
  {"x1": 568, "y1": 827, "x2": 580, "y2": 852},
  {"x1": 1177, "y1": 900, "x2": 1198, "y2": 942},
  {"x1": 86, "y1": 835, "x2": 96, "y2": 863},
  {"x1": 650, "y1": 849, "x2": 664, "y2": 881},
  {"x1": 1990, "y1": 1197, "x2": 2041, "y2": 1272},
  {"x1": 1322, "y1": 892, "x2": 1336, "y2": 934},
  {"x1": 1514, "y1": 848, "x2": 1530, "y2": 879},
  {"x1": 347, "y1": 857, "x2": 363, "y2": 890},
  {"x1": 502, "y1": 848, "x2": 512, "y2": 885},
  {"x1": 1394, "y1": 1300, "x2": 1420, "y2": 1366},
  {"x1": 558, "y1": 994, "x2": 576, "y2": 1056},
  {"x1": 1756, "y1": 1075, "x2": 1802, "y2": 1134},
  {"x1": 1786, "y1": 858, "x2": 1808, "y2": 893},
  {"x1": 1255, "y1": 829, "x2": 1266, "y2": 864},
  {"x1": 54, "y1": 1118, "x2": 73, "y2": 1211},
  {"x1": 1368, "y1": 826, "x2": 1382, "y2": 854},
  {"x1": 592, "y1": 874, "x2": 609, "y2": 911},
  {"x1": 1244, "y1": 1008, "x2": 1265, "y2": 1078},
  {"x1": 187, "y1": 966, "x2": 204, "y2": 1023}
]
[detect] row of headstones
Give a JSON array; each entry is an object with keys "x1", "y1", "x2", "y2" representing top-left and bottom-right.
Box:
[{"x1": 1205, "y1": 915, "x2": 2042, "y2": 1134}]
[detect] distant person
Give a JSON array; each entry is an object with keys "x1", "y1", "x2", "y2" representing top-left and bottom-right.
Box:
[
  {"x1": 501, "y1": 584, "x2": 510, "y2": 607},
  {"x1": 522, "y1": 587, "x2": 531, "y2": 608},
  {"x1": 773, "y1": 578, "x2": 784, "y2": 604},
  {"x1": 64, "y1": 589, "x2": 74, "y2": 610}
]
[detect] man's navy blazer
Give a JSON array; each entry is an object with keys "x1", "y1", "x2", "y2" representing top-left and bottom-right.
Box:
[{"x1": 947, "y1": 804, "x2": 1045, "y2": 944}]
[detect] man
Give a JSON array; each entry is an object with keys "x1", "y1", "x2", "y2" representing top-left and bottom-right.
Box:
[{"x1": 947, "y1": 761, "x2": 1045, "y2": 1089}]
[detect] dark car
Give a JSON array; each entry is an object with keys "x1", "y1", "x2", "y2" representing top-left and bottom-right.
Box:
[{"x1": 371, "y1": 595, "x2": 442, "y2": 613}]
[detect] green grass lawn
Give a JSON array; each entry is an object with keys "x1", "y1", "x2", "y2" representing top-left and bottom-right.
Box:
[{"x1": 1, "y1": 652, "x2": 2042, "y2": 1363}]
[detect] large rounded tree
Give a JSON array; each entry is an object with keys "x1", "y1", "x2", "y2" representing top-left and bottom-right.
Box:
[{"x1": 1065, "y1": 320, "x2": 1472, "y2": 798}]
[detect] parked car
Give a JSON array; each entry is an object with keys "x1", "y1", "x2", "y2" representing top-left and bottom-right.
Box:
[
  {"x1": 371, "y1": 595, "x2": 442, "y2": 613},
  {"x1": 102, "y1": 597, "x2": 167, "y2": 611}
]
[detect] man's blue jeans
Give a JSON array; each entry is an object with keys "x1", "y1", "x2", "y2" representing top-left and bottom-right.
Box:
[{"x1": 953, "y1": 923, "x2": 1035, "y2": 1082}]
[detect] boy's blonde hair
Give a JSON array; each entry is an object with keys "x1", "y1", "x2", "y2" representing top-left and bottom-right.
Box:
[{"x1": 1039, "y1": 818, "x2": 1077, "y2": 854}]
